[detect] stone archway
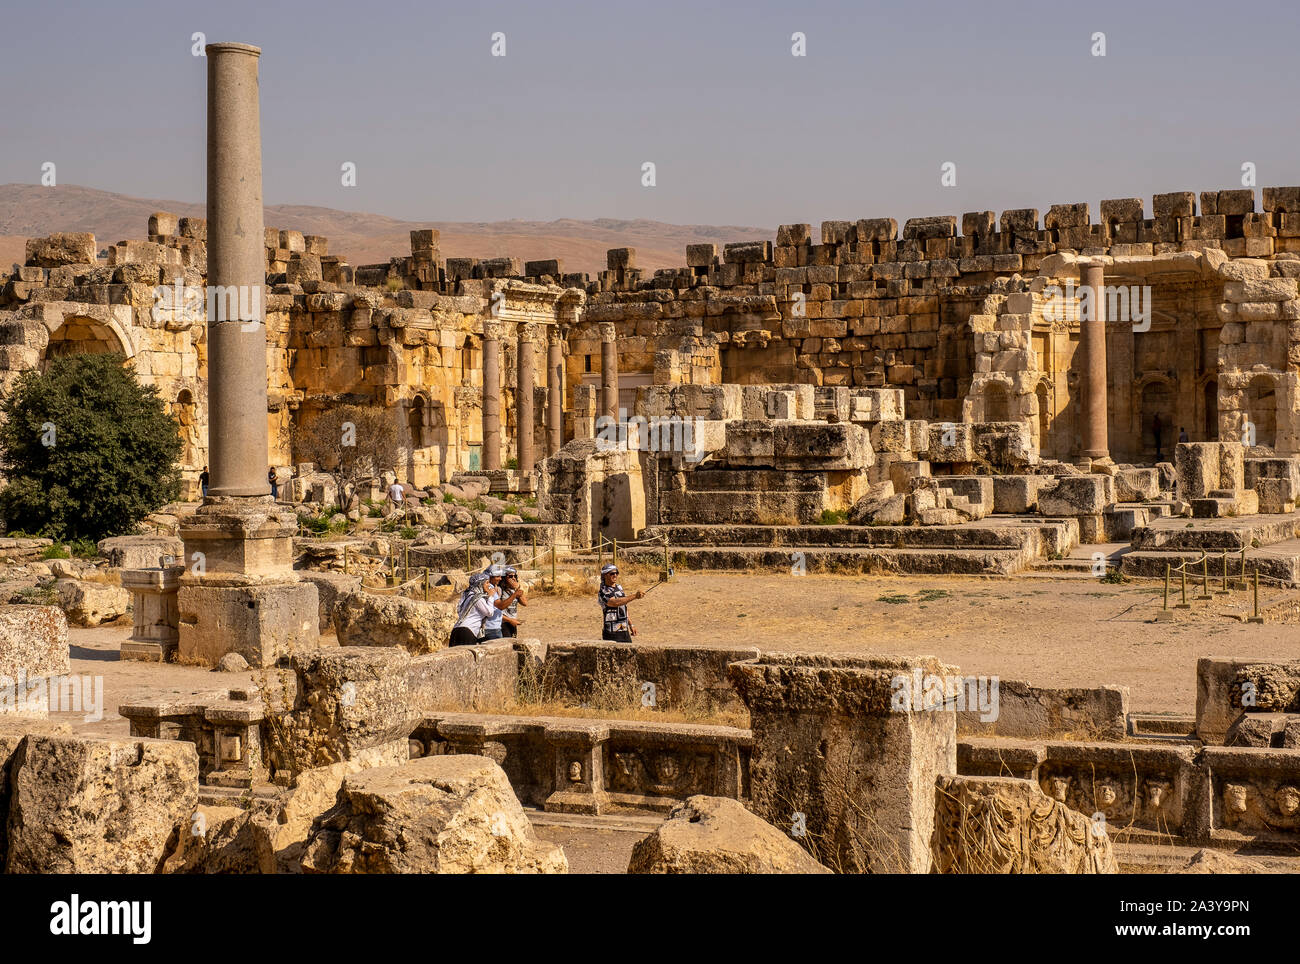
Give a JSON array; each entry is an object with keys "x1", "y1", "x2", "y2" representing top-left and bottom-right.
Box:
[{"x1": 43, "y1": 315, "x2": 128, "y2": 369}]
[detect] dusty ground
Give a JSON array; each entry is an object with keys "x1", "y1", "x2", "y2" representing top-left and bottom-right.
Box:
[
  {"x1": 54, "y1": 572, "x2": 1300, "y2": 735},
  {"x1": 520, "y1": 572, "x2": 1300, "y2": 714}
]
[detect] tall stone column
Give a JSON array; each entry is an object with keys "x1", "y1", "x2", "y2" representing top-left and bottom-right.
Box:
[
  {"x1": 206, "y1": 42, "x2": 271, "y2": 498},
  {"x1": 599, "y1": 322, "x2": 618, "y2": 420},
  {"x1": 482, "y1": 320, "x2": 502, "y2": 471},
  {"x1": 175, "y1": 42, "x2": 318, "y2": 669},
  {"x1": 1081, "y1": 261, "x2": 1110, "y2": 460},
  {"x1": 547, "y1": 326, "x2": 564, "y2": 455},
  {"x1": 516, "y1": 323, "x2": 536, "y2": 472}
]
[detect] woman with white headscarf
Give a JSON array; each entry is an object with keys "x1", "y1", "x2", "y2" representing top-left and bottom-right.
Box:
[{"x1": 450, "y1": 571, "x2": 496, "y2": 646}]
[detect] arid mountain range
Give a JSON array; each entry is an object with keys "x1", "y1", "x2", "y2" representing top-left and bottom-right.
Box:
[{"x1": 0, "y1": 184, "x2": 771, "y2": 278}]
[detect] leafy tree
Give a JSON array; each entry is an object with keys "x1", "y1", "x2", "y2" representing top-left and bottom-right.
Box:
[
  {"x1": 0, "y1": 353, "x2": 182, "y2": 541},
  {"x1": 291, "y1": 403, "x2": 398, "y2": 511}
]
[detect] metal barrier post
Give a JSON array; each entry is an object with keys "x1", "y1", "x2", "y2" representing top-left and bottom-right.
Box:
[{"x1": 1248, "y1": 569, "x2": 1264, "y2": 624}]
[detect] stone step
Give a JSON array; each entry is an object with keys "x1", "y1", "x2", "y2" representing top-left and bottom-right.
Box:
[
  {"x1": 1132, "y1": 513, "x2": 1300, "y2": 551},
  {"x1": 618, "y1": 544, "x2": 1033, "y2": 577},
  {"x1": 641, "y1": 520, "x2": 1064, "y2": 551},
  {"x1": 1121, "y1": 539, "x2": 1300, "y2": 587}
]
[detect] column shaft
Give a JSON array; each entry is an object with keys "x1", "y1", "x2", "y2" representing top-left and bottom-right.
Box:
[
  {"x1": 1081, "y1": 262, "x2": 1109, "y2": 459},
  {"x1": 599, "y1": 323, "x2": 618, "y2": 420},
  {"x1": 516, "y1": 324, "x2": 536, "y2": 472},
  {"x1": 547, "y1": 328, "x2": 563, "y2": 455},
  {"x1": 482, "y1": 324, "x2": 501, "y2": 471},
  {"x1": 206, "y1": 42, "x2": 269, "y2": 498}
]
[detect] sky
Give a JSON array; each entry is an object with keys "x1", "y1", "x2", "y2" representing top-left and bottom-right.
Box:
[{"x1": 3, "y1": 0, "x2": 1298, "y2": 228}]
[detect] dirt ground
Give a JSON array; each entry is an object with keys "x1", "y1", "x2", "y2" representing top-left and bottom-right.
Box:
[
  {"x1": 53, "y1": 571, "x2": 1300, "y2": 735},
  {"x1": 519, "y1": 572, "x2": 1300, "y2": 714}
]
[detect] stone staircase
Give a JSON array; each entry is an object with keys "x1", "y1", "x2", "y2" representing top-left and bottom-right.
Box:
[
  {"x1": 1119, "y1": 513, "x2": 1300, "y2": 587},
  {"x1": 618, "y1": 517, "x2": 1079, "y2": 577}
]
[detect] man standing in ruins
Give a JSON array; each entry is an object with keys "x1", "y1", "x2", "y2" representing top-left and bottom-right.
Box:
[
  {"x1": 598, "y1": 564, "x2": 643, "y2": 643},
  {"x1": 386, "y1": 477, "x2": 407, "y2": 520}
]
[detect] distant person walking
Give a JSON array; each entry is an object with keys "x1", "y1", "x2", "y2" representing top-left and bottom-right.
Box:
[
  {"x1": 386, "y1": 479, "x2": 406, "y2": 519},
  {"x1": 199, "y1": 465, "x2": 210, "y2": 499},
  {"x1": 1153, "y1": 414, "x2": 1163, "y2": 459},
  {"x1": 1178, "y1": 426, "x2": 1190, "y2": 444},
  {"x1": 598, "y1": 563, "x2": 643, "y2": 643},
  {"x1": 268, "y1": 467, "x2": 278, "y2": 501},
  {"x1": 450, "y1": 572, "x2": 495, "y2": 646}
]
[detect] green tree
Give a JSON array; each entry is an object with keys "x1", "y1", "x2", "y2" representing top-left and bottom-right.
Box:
[{"x1": 0, "y1": 353, "x2": 182, "y2": 541}]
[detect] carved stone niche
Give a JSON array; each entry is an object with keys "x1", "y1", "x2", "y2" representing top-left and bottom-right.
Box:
[
  {"x1": 543, "y1": 721, "x2": 610, "y2": 816},
  {"x1": 1036, "y1": 743, "x2": 1194, "y2": 840}
]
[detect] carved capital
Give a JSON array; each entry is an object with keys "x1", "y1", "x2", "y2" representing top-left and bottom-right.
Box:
[
  {"x1": 517, "y1": 322, "x2": 538, "y2": 344},
  {"x1": 483, "y1": 320, "x2": 504, "y2": 341},
  {"x1": 598, "y1": 322, "x2": 617, "y2": 343}
]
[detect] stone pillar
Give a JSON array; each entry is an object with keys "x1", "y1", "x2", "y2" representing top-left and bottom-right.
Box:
[
  {"x1": 599, "y1": 323, "x2": 618, "y2": 420},
  {"x1": 728, "y1": 653, "x2": 957, "y2": 874},
  {"x1": 482, "y1": 321, "x2": 502, "y2": 471},
  {"x1": 205, "y1": 42, "x2": 271, "y2": 498},
  {"x1": 1081, "y1": 261, "x2": 1109, "y2": 460},
  {"x1": 176, "y1": 42, "x2": 318, "y2": 669},
  {"x1": 120, "y1": 566, "x2": 183, "y2": 662},
  {"x1": 516, "y1": 323, "x2": 536, "y2": 472},
  {"x1": 547, "y1": 326, "x2": 564, "y2": 456}
]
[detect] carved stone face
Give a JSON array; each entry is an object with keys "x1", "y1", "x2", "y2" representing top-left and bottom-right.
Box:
[
  {"x1": 1046, "y1": 776, "x2": 1070, "y2": 802},
  {"x1": 1145, "y1": 780, "x2": 1170, "y2": 810},
  {"x1": 1276, "y1": 785, "x2": 1300, "y2": 816},
  {"x1": 1225, "y1": 784, "x2": 1249, "y2": 813},
  {"x1": 654, "y1": 755, "x2": 679, "y2": 782},
  {"x1": 568, "y1": 761, "x2": 582, "y2": 783},
  {"x1": 1095, "y1": 780, "x2": 1118, "y2": 809}
]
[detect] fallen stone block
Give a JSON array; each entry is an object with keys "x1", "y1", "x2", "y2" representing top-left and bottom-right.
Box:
[
  {"x1": 5, "y1": 733, "x2": 198, "y2": 873},
  {"x1": 1114, "y1": 468, "x2": 1160, "y2": 502},
  {"x1": 627, "y1": 795, "x2": 830, "y2": 874},
  {"x1": 991, "y1": 474, "x2": 1053, "y2": 513},
  {"x1": 55, "y1": 578, "x2": 130, "y2": 627},
  {"x1": 97, "y1": 534, "x2": 184, "y2": 569},
  {"x1": 1038, "y1": 475, "x2": 1112, "y2": 516},
  {"x1": 332, "y1": 589, "x2": 454, "y2": 654},
  {"x1": 269, "y1": 647, "x2": 419, "y2": 771},
  {"x1": 0, "y1": 607, "x2": 68, "y2": 705},
  {"x1": 300, "y1": 754, "x2": 567, "y2": 873}
]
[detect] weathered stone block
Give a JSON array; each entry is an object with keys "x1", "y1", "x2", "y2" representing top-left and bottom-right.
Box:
[
  {"x1": 628, "y1": 795, "x2": 830, "y2": 874},
  {"x1": 300, "y1": 754, "x2": 566, "y2": 873},
  {"x1": 5, "y1": 734, "x2": 197, "y2": 873}
]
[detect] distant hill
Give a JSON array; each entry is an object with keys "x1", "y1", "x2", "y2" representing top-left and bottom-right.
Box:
[{"x1": 0, "y1": 184, "x2": 772, "y2": 277}]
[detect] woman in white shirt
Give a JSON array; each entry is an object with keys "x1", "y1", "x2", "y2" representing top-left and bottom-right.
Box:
[{"x1": 450, "y1": 573, "x2": 497, "y2": 646}]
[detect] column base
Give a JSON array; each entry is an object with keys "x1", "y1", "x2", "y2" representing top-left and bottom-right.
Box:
[{"x1": 177, "y1": 582, "x2": 319, "y2": 668}]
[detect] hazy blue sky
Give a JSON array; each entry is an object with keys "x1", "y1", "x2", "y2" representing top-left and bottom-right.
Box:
[{"x1": 3, "y1": 0, "x2": 1297, "y2": 227}]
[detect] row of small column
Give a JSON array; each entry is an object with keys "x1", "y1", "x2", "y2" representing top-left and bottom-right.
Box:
[{"x1": 480, "y1": 321, "x2": 618, "y2": 472}]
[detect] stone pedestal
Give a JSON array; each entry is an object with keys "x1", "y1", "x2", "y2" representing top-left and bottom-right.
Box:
[
  {"x1": 599, "y1": 322, "x2": 618, "y2": 420},
  {"x1": 178, "y1": 498, "x2": 318, "y2": 667},
  {"x1": 516, "y1": 323, "x2": 536, "y2": 471},
  {"x1": 121, "y1": 566, "x2": 183, "y2": 662},
  {"x1": 728, "y1": 652, "x2": 957, "y2": 873},
  {"x1": 482, "y1": 321, "x2": 502, "y2": 471}
]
